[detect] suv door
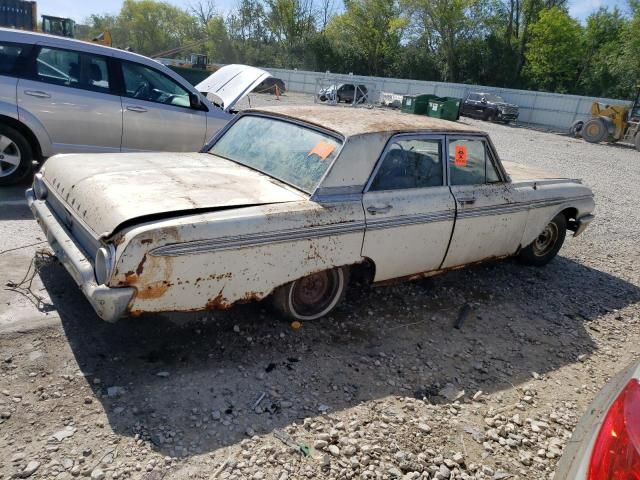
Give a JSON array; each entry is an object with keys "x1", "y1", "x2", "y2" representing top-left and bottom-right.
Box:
[
  {"x1": 17, "y1": 45, "x2": 122, "y2": 153},
  {"x1": 0, "y1": 41, "x2": 26, "y2": 114},
  {"x1": 361, "y1": 135, "x2": 456, "y2": 281},
  {"x1": 119, "y1": 61, "x2": 207, "y2": 152},
  {"x1": 441, "y1": 135, "x2": 529, "y2": 268}
]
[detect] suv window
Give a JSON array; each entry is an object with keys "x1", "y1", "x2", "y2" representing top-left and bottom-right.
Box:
[
  {"x1": 122, "y1": 62, "x2": 191, "y2": 108},
  {"x1": 0, "y1": 42, "x2": 26, "y2": 75},
  {"x1": 468, "y1": 93, "x2": 479, "y2": 101},
  {"x1": 449, "y1": 138, "x2": 501, "y2": 185},
  {"x1": 370, "y1": 138, "x2": 443, "y2": 191},
  {"x1": 35, "y1": 47, "x2": 110, "y2": 93}
]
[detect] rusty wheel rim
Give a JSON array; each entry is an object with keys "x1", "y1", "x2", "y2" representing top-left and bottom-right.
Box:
[
  {"x1": 533, "y1": 222, "x2": 558, "y2": 257},
  {"x1": 289, "y1": 269, "x2": 343, "y2": 320}
]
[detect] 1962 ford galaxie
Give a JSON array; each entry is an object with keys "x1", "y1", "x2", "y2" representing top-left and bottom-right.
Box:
[{"x1": 27, "y1": 106, "x2": 595, "y2": 322}]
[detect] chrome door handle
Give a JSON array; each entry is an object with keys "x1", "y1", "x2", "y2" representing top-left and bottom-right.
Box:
[
  {"x1": 367, "y1": 205, "x2": 392, "y2": 215},
  {"x1": 457, "y1": 197, "x2": 476, "y2": 205},
  {"x1": 24, "y1": 90, "x2": 51, "y2": 98},
  {"x1": 126, "y1": 106, "x2": 147, "y2": 113}
]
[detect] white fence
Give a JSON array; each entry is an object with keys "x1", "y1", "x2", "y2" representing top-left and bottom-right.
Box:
[{"x1": 264, "y1": 67, "x2": 628, "y2": 131}]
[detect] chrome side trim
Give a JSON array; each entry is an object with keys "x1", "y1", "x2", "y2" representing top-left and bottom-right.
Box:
[
  {"x1": 150, "y1": 221, "x2": 366, "y2": 257},
  {"x1": 457, "y1": 195, "x2": 594, "y2": 219},
  {"x1": 366, "y1": 211, "x2": 454, "y2": 230},
  {"x1": 150, "y1": 194, "x2": 594, "y2": 257}
]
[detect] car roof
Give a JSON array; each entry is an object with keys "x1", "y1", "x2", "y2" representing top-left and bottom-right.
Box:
[
  {"x1": 0, "y1": 27, "x2": 163, "y2": 67},
  {"x1": 248, "y1": 105, "x2": 483, "y2": 137}
]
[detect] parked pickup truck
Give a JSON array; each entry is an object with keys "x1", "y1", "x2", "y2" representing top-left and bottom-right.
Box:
[
  {"x1": 27, "y1": 106, "x2": 595, "y2": 322},
  {"x1": 461, "y1": 92, "x2": 520, "y2": 123}
]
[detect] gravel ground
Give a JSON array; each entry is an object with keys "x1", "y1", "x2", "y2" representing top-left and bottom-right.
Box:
[{"x1": 0, "y1": 91, "x2": 639, "y2": 480}]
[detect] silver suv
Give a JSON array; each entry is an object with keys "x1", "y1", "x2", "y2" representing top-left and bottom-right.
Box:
[{"x1": 0, "y1": 28, "x2": 269, "y2": 185}]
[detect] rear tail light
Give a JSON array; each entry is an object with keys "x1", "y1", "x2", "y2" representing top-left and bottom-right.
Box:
[{"x1": 589, "y1": 378, "x2": 640, "y2": 479}]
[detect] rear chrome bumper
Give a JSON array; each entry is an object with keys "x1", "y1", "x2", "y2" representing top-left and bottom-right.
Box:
[
  {"x1": 574, "y1": 213, "x2": 595, "y2": 237},
  {"x1": 26, "y1": 189, "x2": 135, "y2": 322}
]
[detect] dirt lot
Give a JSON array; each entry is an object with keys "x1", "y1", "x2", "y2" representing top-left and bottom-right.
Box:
[{"x1": 0, "y1": 91, "x2": 639, "y2": 480}]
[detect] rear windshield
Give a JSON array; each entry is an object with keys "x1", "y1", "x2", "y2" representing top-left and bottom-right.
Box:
[{"x1": 209, "y1": 115, "x2": 342, "y2": 193}]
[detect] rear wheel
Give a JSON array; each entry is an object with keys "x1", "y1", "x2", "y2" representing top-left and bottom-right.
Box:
[
  {"x1": 0, "y1": 125, "x2": 33, "y2": 186},
  {"x1": 518, "y1": 214, "x2": 567, "y2": 266},
  {"x1": 272, "y1": 267, "x2": 348, "y2": 321},
  {"x1": 582, "y1": 118, "x2": 607, "y2": 143}
]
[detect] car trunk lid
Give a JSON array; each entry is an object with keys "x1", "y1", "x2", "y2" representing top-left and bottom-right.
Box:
[{"x1": 41, "y1": 152, "x2": 305, "y2": 237}]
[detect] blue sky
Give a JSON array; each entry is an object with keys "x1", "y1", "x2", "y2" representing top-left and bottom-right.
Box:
[{"x1": 37, "y1": 0, "x2": 631, "y2": 23}]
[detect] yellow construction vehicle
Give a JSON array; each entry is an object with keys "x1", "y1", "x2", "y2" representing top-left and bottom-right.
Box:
[
  {"x1": 571, "y1": 87, "x2": 640, "y2": 150},
  {"x1": 41, "y1": 14, "x2": 75, "y2": 37},
  {"x1": 91, "y1": 30, "x2": 112, "y2": 47}
]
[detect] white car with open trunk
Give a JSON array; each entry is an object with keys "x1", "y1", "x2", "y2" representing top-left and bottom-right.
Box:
[{"x1": 27, "y1": 106, "x2": 595, "y2": 322}]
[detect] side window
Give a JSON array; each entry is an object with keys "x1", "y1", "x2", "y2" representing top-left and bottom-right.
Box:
[
  {"x1": 121, "y1": 62, "x2": 191, "y2": 108},
  {"x1": 449, "y1": 138, "x2": 502, "y2": 185},
  {"x1": 370, "y1": 138, "x2": 443, "y2": 191},
  {"x1": 0, "y1": 42, "x2": 26, "y2": 75},
  {"x1": 35, "y1": 47, "x2": 110, "y2": 93}
]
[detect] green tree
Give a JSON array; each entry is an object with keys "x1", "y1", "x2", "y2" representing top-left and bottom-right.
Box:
[
  {"x1": 118, "y1": 0, "x2": 199, "y2": 56},
  {"x1": 578, "y1": 7, "x2": 626, "y2": 97},
  {"x1": 523, "y1": 7, "x2": 584, "y2": 93},
  {"x1": 325, "y1": 0, "x2": 405, "y2": 76}
]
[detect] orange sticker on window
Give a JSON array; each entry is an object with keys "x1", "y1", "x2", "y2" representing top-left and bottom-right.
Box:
[
  {"x1": 454, "y1": 145, "x2": 468, "y2": 167},
  {"x1": 308, "y1": 141, "x2": 335, "y2": 161}
]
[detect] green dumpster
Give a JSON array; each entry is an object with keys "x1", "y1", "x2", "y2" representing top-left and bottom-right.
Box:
[
  {"x1": 427, "y1": 96, "x2": 462, "y2": 121},
  {"x1": 401, "y1": 94, "x2": 437, "y2": 114}
]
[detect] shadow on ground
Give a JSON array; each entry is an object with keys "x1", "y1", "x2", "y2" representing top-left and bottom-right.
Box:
[{"x1": 38, "y1": 254, "x2": 640, "y2": 458}]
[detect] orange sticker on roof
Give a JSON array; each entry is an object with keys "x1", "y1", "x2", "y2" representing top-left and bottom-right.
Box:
[
  {"x1": 454, "y1": 145, "x2": 468, "y2": 167},
  {"x1": 308, "y1": 141, "x2": 335, "y2": 161}
]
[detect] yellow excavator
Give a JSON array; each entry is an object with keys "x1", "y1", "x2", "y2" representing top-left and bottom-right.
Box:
[{"x1": 571, "y1": 87, "x2": 640, "y2": 150}]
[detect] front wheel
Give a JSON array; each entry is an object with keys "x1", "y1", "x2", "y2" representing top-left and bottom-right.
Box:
[
  {"x1": 582, "y1": 118, "x2": 607, "y2": 143},
  {"x1": 272, "y1": 267, "x2": 348, "y2": 321},
  {"x1": 518, "y1": 214, "x2": 567, "y2": 266},
  {"x1": 0, "y1": 125, "x2": 33, "y2": 186}
]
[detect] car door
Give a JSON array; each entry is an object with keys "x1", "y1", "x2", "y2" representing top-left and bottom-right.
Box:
[
  {"x1": 0, "y1": 41, "x2": 26, "y2": 112},
  {"x1": 17, "y1": 45, "x2": 122, "y2": 154},
  {"x1": 119, "y1": 60, "x2": 207, "y2": 152},
  {"x1": 441, "y1": 135, "x2": 529, "y2": 268},
  {"x1": 461, "y1": 94, "x2": 477, "y2": 116},
  {"x1": 361, "y1": 135, "x2": 456, "y2": 282}
]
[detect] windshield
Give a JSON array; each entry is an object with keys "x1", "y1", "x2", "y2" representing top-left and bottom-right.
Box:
[
  {"x1": 209, "y1": 115, "x2": 342, "y2": 193},
  {"x1": 484, "y1": 94, "x2": 505, "y2": 103}
]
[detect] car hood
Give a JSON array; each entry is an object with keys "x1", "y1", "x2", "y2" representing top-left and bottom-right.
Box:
[
  {"x1": 495, "y1": 102, "x2": 518, "y2": 109},
  {"x1": 41, "y1": 152, "x2": 305, "y2": 237},
  {"x1": 196, "y1": 64, "x2": 271, "y2": 112}
]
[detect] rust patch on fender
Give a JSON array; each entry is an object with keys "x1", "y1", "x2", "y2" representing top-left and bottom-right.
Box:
[
  {"x1": 137, "y1": 280, "x2": 172, "y2": 300},
  {"x1": 136, "y1": 254, "x2": 147, "y2": 276},
  {"x1": 206, "y1": 291, "x2": 232, "y2": 310}
]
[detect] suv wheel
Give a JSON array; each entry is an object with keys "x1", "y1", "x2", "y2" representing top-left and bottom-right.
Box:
[{"x1": 0, "y1": 125, "x2": 33, "y2": 186}]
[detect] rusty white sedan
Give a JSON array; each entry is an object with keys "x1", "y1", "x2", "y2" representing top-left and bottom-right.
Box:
[{"x1": 27, "y1": 106, "x2": 595, "y2": 322}]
